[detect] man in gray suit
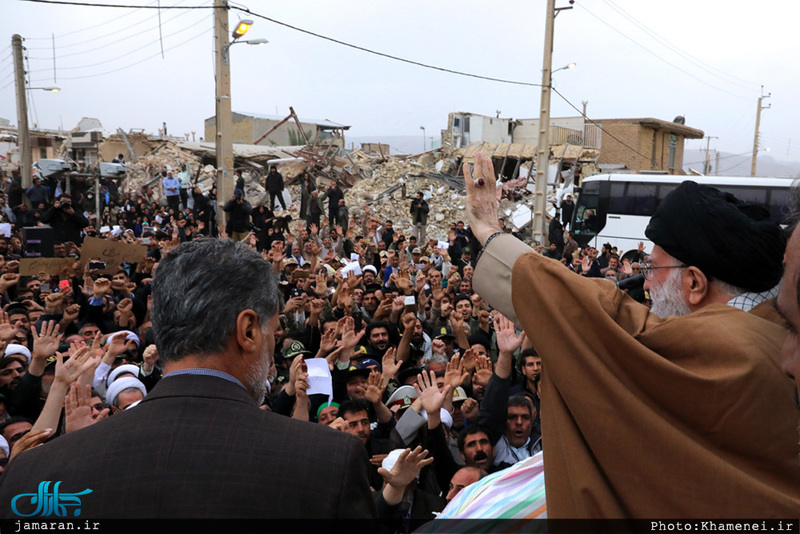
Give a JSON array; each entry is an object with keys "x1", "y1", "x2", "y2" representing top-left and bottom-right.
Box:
[{"x1": 0, "y1": 239, "x2": 376, "y2": 520}]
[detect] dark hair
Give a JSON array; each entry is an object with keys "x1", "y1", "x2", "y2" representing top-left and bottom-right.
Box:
[
  {"x1": 339, "y1": 399, "x2": 370, "y2": 418},
  {"x1": 364, "y1": 321, "x2": 394, "y2": 344},
  {"x1": 151, "y1": 240, "x2": 280, "y2": 362},
  {"x1": 457, "y1": 424, "x2": 493, "y2": 453},
  {"x1": 453, "y1": 293, "x2": 471, "y2": 308},
  {"x1": 508, "y1": 395, "x2": 534, "y2": 417},
  {"x1": 0, "y1": 416, "x2": 33, "y2": 436}
]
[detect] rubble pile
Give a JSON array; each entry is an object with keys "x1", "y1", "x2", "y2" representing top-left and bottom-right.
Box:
[{"x1": 344, "y1": 157, "x2": 519, "y2": 240}]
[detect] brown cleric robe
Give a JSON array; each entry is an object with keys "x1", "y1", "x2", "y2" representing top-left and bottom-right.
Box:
[{"x1": 474, "y1": 234, "x2": 800, "y2": 518}]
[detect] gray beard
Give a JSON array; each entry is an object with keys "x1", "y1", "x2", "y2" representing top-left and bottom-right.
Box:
[
  {"x1": 649, "y1": 268, "x2": 692, "y2": 318},
  {"x1": 242, "y1": 333, "x2": 272, "y2": 405}
]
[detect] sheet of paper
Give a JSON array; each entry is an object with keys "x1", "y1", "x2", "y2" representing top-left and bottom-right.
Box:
[
  {"x1": 437, "y1": 240, "x2": 449, "y2": 250},
  {"x1": 305, "y1": 358, "x2": 333, "y2": 402}
]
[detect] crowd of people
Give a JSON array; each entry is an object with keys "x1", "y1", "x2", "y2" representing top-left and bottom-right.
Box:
[{"x1": 0, "y1": 153, "x2": 797, "y2": 527}]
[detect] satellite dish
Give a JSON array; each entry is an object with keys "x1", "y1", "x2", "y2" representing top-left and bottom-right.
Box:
[{"x1": 673, "y1": 115, "x2": 685, "y2": 125}]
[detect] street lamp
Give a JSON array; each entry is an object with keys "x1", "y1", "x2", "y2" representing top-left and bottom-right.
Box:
[
  {"x1": 552, "y1": 62, "x2": 576, "y2": 74},
  {"x1": 232, "y1": 19, "x2": 253, "y2": 39},
  {"x1": 222, "y1": 38, "x2": 268, "y2": 65},
  {"x1": 27, "y1": 86, "x2": 61, "y2": 93},
  {"x1": 419, "y1": 126, "x2": 426, "y2": 152}
]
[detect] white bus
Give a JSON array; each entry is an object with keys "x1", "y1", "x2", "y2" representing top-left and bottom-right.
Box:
[{"x1": 570, "y1": 174, "x2": 794, "y2": 260}]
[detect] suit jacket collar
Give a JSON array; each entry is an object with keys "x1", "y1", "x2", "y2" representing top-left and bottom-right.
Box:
[{"x1": 143, "y1": 373, "x2": 256, "y2": 406}]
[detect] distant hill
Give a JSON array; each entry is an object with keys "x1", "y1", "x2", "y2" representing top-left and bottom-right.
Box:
[{"x1": 682, "y1": 149, "x2": 800, "y2": 178}]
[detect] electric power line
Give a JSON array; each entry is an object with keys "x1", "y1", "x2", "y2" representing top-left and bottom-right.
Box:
[
  {"x1": 28, "y1": 21, "x2": 209, "y2": 81},
  {"x1": 234, "y1": 6, "x2": 544, "y2": 89},
  {"x1": 19, "y1": 0, "x2": 215, "y2": 8},
  {"x1": 549, "y1": 86, "x2": 653, "y2": 162},
  {"x1": 25, "y1": 0, "x2": 199, "y2": 52},
  {"x1": 22, "y1": 0, "x2": 164, "y2": 40},
  {"x1": 601, "y1": 0, "x2": 759, "y2": 90},
  {"x1": 683, "y1": 151, "x2": 752, "y2": 166},
  {"x1": 26, "y1": 13, "x2": 208, "y2": 73},
  {"x1": 578, "y1": 4, "x2": 751, "y2": 102}
]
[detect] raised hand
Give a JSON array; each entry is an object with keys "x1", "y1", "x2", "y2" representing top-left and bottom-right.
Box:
[
  {"x1": 65, "y1": 383, "x2": 109, "y2": 433},
  {"x1": 364, "y1": 370, "x2": 385, "y2": 405},
  {"x1": 495, "y1": 314, "x2": 525, "y2": 355},
  {"x1": 381, "y1": 347, "x2": 401, "y2": 382},
  {"x1": 142, "y1": 345, "x2": 159, "y2": 373},
  {"x1": 9, "y1": 429, "x2": 52, "y2": 460},
  {"x1": 32, "y1": 320, "x2": 62, "y2": 362},
  {"x1": 473, "y1": 355, "x2": 494, "y2": 388},
  {"x1": 44, "y1": 292, "x2": 65, "y2": 314},
  {"x1": 460, "y1": 397, "x2": 479, "y2": 421},
  {"x1": 284, "y1": 354, "x2": 304, "y2": 397},
  {"x1": 377, "y1": 446, "x2": 434, "y2": 490},
  {"x1": 0, "y1": 310, "x2": 16, "y2": 341},
  {"x1": 414, "y1": 369, "x2": 451, "y2": 415},
  {"x1": 444, "y1": 353, "x2": 469, "y2": 389},
  {"x1": 92, "y1": 277, "x2": 111, "y2": 298},
  {"x1": 55, "y1": 346, "x2": 100, "y2": 387}
]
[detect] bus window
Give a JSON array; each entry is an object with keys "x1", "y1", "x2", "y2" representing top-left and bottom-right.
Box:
[
  {"x1": 767, "y1": 188, "x2": 791, "y2": 224},
  {"x1": 608, "y1": 182, "x2": 657, "y2": 216},
  {"x1": 629, "y1": 183, "x2": 657, "y2": 215},
  {"x1": 657, "y1": 183, "x2": 679, "y2": 206},
  {"x1": 608, "y1": 183, "x2": 629, "y2": 214},
  {"x1": 719, "y1": 186, "x2": 766, "y2": 205},
  {"x1": 573, "y1": 181, "x2": 600, "y2": 238}
]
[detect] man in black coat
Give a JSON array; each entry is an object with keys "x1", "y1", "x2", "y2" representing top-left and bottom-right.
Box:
[
  {"x1": 40, "y1": 193, "x2": 90, "y2": 244},
  {"x1": 0, "y1": 239, "x2": 376, "y2": 520},
  {"x1": 222, "y1": 188, "x2": 253, "y2": 242},
  {"x1": 265, "y1": 165, "x2": 286, "y2": 212},
  {"x1": 326, "y1": 181, "x2": 344, "y2": 228}
]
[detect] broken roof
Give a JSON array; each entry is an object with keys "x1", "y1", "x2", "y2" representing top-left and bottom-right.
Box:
[
  {"x1": 177, "y1": 141, "x2": 299, "y2": 159},
  {"x1": 229, "y1": 112, "x2": 350, "y2": 130}
]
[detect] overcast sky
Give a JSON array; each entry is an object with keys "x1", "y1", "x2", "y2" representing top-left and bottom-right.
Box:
[{"x1": 2, "y1": 0, "x2": 799, "y2": 165}]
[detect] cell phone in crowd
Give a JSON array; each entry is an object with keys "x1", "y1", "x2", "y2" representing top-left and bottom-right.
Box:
[
  {"x1": 140, "y1": 238, "x2": 151, "y2": 245},
  {"x1": 40, "y1": 283, "x2": 51, "y2": 292},
  {"x1": 59, "y1": 280, "x2": 71, "y2": 292},
  {"x1": 88, "y1": 261, "x2": 107, "y2": 270}
]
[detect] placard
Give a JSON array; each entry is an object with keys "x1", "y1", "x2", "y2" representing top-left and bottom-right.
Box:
[
  {"x1": 19, "y1": 257, "x2": 75, "y2": 276},
  {"x1": 80, "y1": 237, "x2": 147, "y2": 274}
]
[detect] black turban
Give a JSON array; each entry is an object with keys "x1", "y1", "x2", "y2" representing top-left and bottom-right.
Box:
[{"x1": 644, "y1": 181, "x2": 785, "y2": 292}]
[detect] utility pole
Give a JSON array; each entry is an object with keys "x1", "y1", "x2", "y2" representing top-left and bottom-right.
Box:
[
  {"x1": 750, "y1": 86, "x2": 770, "y2": 177},
  {"x1": 703, "y1": 136, "x2": 717, "y2": 175},
  {"x1": 214, "y1": 0, "x2": 234, "y2": 231},
  {"x1": 533, "y1": 0, "x2": 571, "y2": 246},
  {"x1": 581, "y1": 100, "x2": 588, "y2": 145},
  {"x1": 715, "y1": 151, "x2": 719, "y2": 176},
  {"x1": 12, "y1": 35, "x2": 32, "y2": 188}
]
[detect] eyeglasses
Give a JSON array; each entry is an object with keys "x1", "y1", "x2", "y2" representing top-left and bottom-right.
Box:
[{"x1": 639, "y1": 262, "x2": 688, "y2": 281}]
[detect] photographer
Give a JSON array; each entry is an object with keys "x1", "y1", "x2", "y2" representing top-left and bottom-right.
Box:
[
  {"x1": 40, "y1": 192, "x2": 90, "y2": 245},
  {"x1": 222, "y1": 188, "x2": 253, "y2": 242}
]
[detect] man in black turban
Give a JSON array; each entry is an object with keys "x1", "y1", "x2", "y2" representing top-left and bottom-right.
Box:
[{"x1": 643, "y1": 181, "x2": 785, "y2": 317}]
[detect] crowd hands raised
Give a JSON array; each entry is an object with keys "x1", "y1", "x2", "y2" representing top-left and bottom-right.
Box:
[{"x1": 0, "y1": 166, "x2": 554, "y2": 525}]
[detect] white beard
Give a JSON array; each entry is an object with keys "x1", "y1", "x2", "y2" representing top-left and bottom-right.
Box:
[{"x1": 649, "y1": 267, "x2": 691, "y2": 318}]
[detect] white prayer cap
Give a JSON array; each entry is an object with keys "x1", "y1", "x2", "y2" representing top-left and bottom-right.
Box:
[
  {"x1": 105, "y1": 376, "x2": 147, "y2": 407},
  {"x1": 107, "y1": 364, "x2": 140, "y2": 387},
  {"x1": 4, "y1": 344, "x2": 31, "y2": 364}
]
